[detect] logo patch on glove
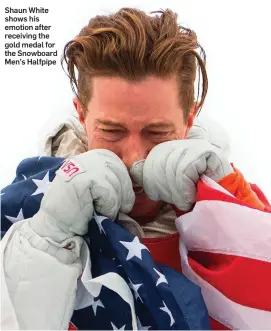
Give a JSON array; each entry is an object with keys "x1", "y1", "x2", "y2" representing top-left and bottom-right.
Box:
[{"x1": 57, "y1": 159, "x2": 86, "y2": 181}]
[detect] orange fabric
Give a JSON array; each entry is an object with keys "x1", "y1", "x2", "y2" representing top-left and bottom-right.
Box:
[{"x1": 218, "y1": 167, "x2": 265, "y2": 211}]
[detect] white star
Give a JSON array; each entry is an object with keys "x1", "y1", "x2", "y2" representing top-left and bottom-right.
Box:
[
  {"x1": 160, "y1": 301, "x2": 175, "y2": 327},
  {"x1": 22, "y1": 174, "x2": 27, "y2": 180},
  {"x1": 153, "y1": 268, "x2": 168, "y2": 286},
  {"x1": 91, "y1": 299, "x2": 104, "y2": 316},
  {"x1": 128, "y1": 279, "x2": 143, "y2": 302},
  {"x1": 117, "y1": 264, "x2": 122, "y2": 268},
  {"x1": 110, "y1": 322, "x2": 126, "y2": 330},
  {"x1": 120, "y1": 237, "x2": 149, "y2": 261},
  {"x1": 5, "y1": 208, "x2": 25, "y2": 223},
  {"x1": 137, "y1": 316, "x2": 151, "y2": 330},
  {"x1": 31, "y1": 171, "x2": 51, "y2": 196},
  {"x1": 94, "y1": 212, "x2": 107, "y2": 234}
]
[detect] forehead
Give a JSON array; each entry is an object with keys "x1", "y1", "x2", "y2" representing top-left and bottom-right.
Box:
[{"x1": 87, "y1": 75, "x2": 184, "y2": 124}]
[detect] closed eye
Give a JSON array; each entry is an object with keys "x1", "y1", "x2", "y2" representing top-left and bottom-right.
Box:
[
  {"x1": 101, "y1": 129, "x2": 124, "y2": 133},
  {"x1": 145, "y1": 130, "x2": 176, "y2": 142},
  {"x1": 148, "y1": 131, "x2": 172, "y2": 135}
]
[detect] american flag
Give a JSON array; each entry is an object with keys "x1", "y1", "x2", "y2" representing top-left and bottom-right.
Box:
[
  {"x1": 1, "y1": 156, "x2": 210, "y2": 330},
  {"x1": 177, "y1": 176, "x2": 271, "y2": 330},
  {"x1": 2, "y1": 156, "x2": 271, "y2": 330}
]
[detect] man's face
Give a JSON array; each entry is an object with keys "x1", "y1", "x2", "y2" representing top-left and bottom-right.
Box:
[{"x1": 74, "y1": 75, "x2": 195, "y2": 221}]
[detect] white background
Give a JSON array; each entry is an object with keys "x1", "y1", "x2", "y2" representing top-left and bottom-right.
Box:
[{"x1": 1, "y1": 0, "x2": 271, "y2": 200}]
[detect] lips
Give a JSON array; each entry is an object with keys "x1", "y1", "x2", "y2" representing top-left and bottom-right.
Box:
[{"x1": 133, "y1": 184, "x2": 144, "y2": 194}]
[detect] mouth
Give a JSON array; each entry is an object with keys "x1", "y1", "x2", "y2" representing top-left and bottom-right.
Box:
[{"x1": 133, "y1": 184, "x2": 144, "y2": 195}]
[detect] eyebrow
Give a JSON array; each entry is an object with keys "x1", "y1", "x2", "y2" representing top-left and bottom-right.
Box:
[
  {"x1": 94, "y1": 119, "x2": 126, "y2": 128},
  {"x1": 143, "y1": 122, "x2": 175, "y2": 130},
  {"x1": 95, "y1": 119, "x2": 175, "y2": 130}
]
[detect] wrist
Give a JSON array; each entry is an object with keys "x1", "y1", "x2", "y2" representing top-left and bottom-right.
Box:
[
  {"x1": 21, "y1": 220, "x2": 83, "y2": 264},
  {"x1": 29, "y1": 209, "x2": 74, "y2": 243}
]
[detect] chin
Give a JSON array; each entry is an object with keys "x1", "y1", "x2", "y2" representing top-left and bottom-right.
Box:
[{"x1": 128, "y1": 192, "x2": 162, "y2": 219}]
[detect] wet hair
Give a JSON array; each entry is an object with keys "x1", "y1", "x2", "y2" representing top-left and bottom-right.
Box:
[{"x1": 62, "y1": 8, "x2": 208, "y2": 121}]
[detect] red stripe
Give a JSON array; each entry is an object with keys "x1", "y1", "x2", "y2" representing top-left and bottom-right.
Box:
[
  {"x1": 142, "y1": 233, "x2": 182, "y2": 273},
  {"x1": 188, "y1": 251, "x2": 271, "y2": 311},
  {"x1": 251, "y1": 184, "x2": 271, "y2": 211},
  {"x1": 68, "y1": 317, "x2": 229, "y2": 330},
  {"x1": 68, "y1": 321, "x2": 78, "y2": 330},
  {"x1": 210, "y1": 317, "x2": 230, "y2": 330}
]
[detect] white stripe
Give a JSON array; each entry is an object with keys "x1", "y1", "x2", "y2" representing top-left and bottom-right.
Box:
[
  {"x1": 179, "y1": 241, "x2": 271, "y2": 329},
  {"x1": 176, "y1": 200, "x2": 271, "y2": 263},
  {"x1": 201, "y1": 174, "x2": 235, "y2": 197}
]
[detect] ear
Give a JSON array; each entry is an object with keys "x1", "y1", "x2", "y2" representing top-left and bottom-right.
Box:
[
  {"x1": 184, "y1": 103, "x2": 198, "y2": 137},
  {"x1": 73, "y1": 97, "x2": 86, "y2": 129}
]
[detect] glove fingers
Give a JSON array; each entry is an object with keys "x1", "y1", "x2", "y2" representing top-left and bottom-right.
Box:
[
  {"x1": 130, "y1": 160, "x2": 144, "y2": 186},
  {"x1": 205, "y1": 152, "x2": 233, "y2": 181},
  {"x1": 153, "y1": 147, "x2": 197, "y2": 211},
  {"x1": 132, "y1": 158, "x2": 169, "y2": 202},
  {"x1": 106, "y1": 163, "x2": 135, "y2": 214},
  {"x1": 142, "y1": 158, "x2": 161, "y2": 201},
  {"x1": 164, "y1": 147, "x2": 191, "y2": 210},
  {"x1": 92, "y1": 178, "x2": 121, "y2": 220},
  {"x1": 142, "y1": 140, "x2": 211, "y2": 211},
  {"x1": 174, "y1": 150, "x2": 210, "y2": 210},
  {"x1": 142, "y1": 146, "x2": 173, "y2": 201},
  {"x1": 176, "y1": 152, "x2": 207, "y2": 190},
  {"x1": 69, "y1": 199, "x2": 94, "y2": 235}
]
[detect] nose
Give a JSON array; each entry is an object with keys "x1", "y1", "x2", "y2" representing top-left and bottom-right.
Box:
[{"x1": 120, "y1": 135, "x2": 149, "y2": 169}]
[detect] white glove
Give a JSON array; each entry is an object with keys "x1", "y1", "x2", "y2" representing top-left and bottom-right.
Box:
[
  {"x1": 187, "y1": 116, "x2": 231, "y2": 158},
  {"x1": 30, "y1": 149, "x2": 135, "y2": 243},
  {"x1": 186, "y1": 118, "x2": 209, "y2": 140},
  {"x1": 130, "y1": 139, "x2": 233, "y2": 212}
]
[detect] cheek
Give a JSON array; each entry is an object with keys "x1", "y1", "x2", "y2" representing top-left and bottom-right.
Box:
[
  {"x1": 82, "y1": 119, "x2": 112, "y2": 151},
  {"x1": 177, "y1": 124, "x2": 189, "y2": 139}
]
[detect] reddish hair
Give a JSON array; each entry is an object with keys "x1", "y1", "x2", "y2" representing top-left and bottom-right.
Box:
[{"x1": 62, "y1": 8, "x2": 208, "y2": 121}]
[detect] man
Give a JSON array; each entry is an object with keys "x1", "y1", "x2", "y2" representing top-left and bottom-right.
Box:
[{"x1": 1, "y1": 8, "x2": 271, "y2": 330}]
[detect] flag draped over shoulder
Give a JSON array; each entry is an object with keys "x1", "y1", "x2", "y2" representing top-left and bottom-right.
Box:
[
  {"x1": 2, "y1": 157, "x2": 271, "y2": 330},
  {"x1": 1, "y1": 157, "x2": 210, "y2": 330}
]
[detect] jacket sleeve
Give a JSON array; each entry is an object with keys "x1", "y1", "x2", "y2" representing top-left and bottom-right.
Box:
[
  {"x1": 0, "y1": 156, "x2": 84, "y2": 330},
  {"x1": 1, "y1": 220, "x2": 84, "y2": 330}
]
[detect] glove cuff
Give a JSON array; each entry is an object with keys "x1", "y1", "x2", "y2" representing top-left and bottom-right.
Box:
[
  {"x1": 29, "y1": 209, "x2": 75, "y2": 243},
  {"x1": 24, "y1": 220, "x2": 83, "y2": 264}
]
